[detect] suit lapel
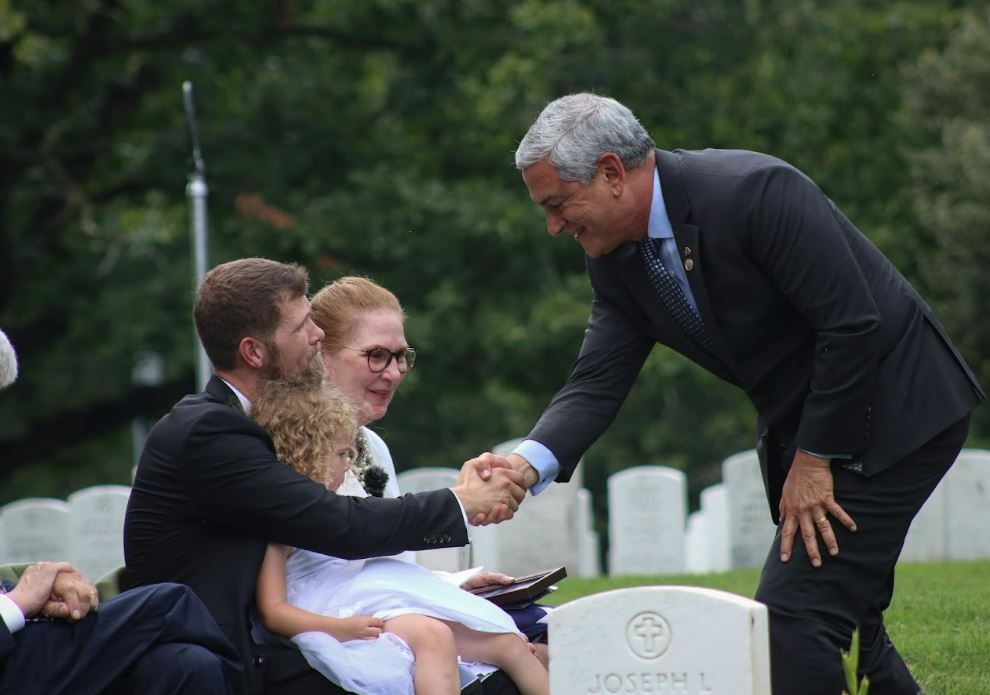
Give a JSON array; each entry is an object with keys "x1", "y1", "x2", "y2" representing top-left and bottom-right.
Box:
[
  {"x1": 669, "y1": 220, "x2": 738, "y2": 380},
  {"x1": 653, "y1": 150, "x2": 740, "y2": 382}
]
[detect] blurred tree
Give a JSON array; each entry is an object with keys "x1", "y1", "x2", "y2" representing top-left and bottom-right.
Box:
[{"x1": 899, "y1": 8, "x2": 990, "y2": 441}]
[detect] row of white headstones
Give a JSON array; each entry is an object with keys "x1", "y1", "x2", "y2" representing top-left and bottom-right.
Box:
[
  {"x1": 1, "y1": 447, "x2": 988, "y2": 583},
  {"x1": 412, "y1": 442, "x2": 990, "y2": 578},
  {"x1": 0, "y1": 481, "x2": 773, "y2": 693}
]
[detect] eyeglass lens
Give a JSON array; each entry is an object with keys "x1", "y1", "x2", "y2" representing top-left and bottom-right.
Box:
[{"x1": 367, "y1": 347, "x2": 416, "y2": 373}]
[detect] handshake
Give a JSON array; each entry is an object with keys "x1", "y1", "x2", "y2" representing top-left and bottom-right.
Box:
[{"x1": 450, "y1": 453, "x2": 539, "y2": 526}]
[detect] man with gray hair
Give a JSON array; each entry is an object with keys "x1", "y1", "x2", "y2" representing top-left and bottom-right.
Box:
[{"x1": 501, "y1": 93, "x2": 983, "y2": 694}]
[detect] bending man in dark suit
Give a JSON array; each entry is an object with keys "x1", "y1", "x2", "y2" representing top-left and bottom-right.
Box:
[
  {"x1": 124, "y1": 257, "x2": 526, "y2": 695},
  {"x1": 499, "y1": 94, "x2": 984, "y2": 694}
]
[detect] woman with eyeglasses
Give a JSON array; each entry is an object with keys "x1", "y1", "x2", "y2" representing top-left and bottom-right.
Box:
[
  {"x1": 310, "y1": 276, "x2": 543, "y2": 583},
  {"x1": 308, "y1": 278, "x2": 543, "y2": 694},
  {"x1": 310, "y1": 277, "x2": 417, "y2": 499}
]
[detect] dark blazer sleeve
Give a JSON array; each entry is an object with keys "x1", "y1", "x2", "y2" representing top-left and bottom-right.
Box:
[
  {"x1": 181, "y1": 405, "x2": 466, "y2": 559},
  {"x1": 527, "y1": 273, "x2": 654, "y2": 481}
]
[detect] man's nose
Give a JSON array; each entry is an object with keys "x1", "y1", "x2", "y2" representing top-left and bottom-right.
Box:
[
  {"x1": 309, "y1": 321, "x2": 325, "y2": 343},
  {"x1": 546, "y1": 212, "x2": 566, "y2": 237}
]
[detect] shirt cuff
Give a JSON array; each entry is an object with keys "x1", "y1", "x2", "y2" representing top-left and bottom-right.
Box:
[
  {"x1": 450, "y1": 489, "x2": 469, "y2": 527},
  {"x1": 0, "y1": 594, "x2": 26, "y2": 633},
  {"x1": 512, "y1": 440, "x2": 561, "y2": 496}
]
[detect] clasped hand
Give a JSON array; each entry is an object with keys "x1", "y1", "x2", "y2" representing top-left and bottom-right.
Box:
[
  {"x1": 778, "y1": 450, "x2": 858, "y2": 567},
  {"x1": 7, "y1": 561, "x2": 99, "y2": 621},
  {"x1": 453, "y1": 453, "x2": 527, "y2": 526}
]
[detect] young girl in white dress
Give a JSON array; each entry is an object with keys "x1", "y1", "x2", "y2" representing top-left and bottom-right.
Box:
[{"x1": 252, "y1": 378, "x2": 549, "y2": 695}]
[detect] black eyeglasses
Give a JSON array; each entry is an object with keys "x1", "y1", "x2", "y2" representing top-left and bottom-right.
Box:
[{"x1": 341, "y1": 346, "x2": 416, "y2": 373}]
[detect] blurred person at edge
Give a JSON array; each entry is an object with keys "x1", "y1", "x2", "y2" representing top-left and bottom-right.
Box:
[{"x1": 0, "y1": 327, "x2": 240, "y2": 694}]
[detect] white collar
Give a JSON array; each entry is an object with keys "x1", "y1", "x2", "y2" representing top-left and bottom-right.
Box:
[{"x1": 219, "y1": 377, "x2": 252, "y2": 415}]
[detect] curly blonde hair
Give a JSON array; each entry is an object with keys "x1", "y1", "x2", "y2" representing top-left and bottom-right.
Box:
[{"x1": 251, "y1": 377, "x2": 358, "y2": 488}]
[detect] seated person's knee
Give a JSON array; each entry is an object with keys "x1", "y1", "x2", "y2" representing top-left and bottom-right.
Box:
[
  {"x1": 126, "y1": 642, "x2": 230, "y2": 693},
  {"x1": 389, "y1": 615, "x2": 455, "y2": 651}
]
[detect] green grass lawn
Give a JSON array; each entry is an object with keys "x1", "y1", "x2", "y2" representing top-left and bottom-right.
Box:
[{"x1": 543, "y1": 560, "x2": 990, "y2": 694}]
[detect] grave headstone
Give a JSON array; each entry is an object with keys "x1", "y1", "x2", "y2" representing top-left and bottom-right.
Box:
[
  {"x1": 68, "y1": 485, "x2": 131, "y2": 580},
  {"x1": 549, "y1": 586, "x2": 770, "y2": 694},
  {"x1": 700, "y1": 483, "x2": 731, "y2": 572},
  {"x1": 944, "y1": 449, "x2": 990, "y2": 561},
  {"x1": 396, "y1": 467, "x2": 469, "y2": 572},
  {"x1": 607, "y1": 467, "x2": 686, "y2": 576},
  {"x1": 0, "y1": 498, "x2": 71, "y2": 564},
  {"x1": 722, "y1": 451, "x2": 776, "y2": 569},
  {"x1": 899, "y1": 482, "x2": 946, "y2": 563},
  {"x1": 684, "y1": 510, "x2": 710, "y2": 574},
  {"x1": 576, "y1": 488, "x2": 601, "y2": 578}
]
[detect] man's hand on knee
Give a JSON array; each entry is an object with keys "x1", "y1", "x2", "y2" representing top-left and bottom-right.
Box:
[{"x1": 778, "y1": 450, "x2": 857, "y2": 567}]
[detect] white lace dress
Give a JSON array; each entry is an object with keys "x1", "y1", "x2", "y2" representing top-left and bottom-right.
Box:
[{"x1": 287, "y1": 472, "x2": 519, "y2": 695}]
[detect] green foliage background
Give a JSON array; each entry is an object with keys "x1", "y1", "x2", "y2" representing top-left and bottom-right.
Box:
[{"x1": 1, "y1": 2, "x2": 987, "y2": 540}]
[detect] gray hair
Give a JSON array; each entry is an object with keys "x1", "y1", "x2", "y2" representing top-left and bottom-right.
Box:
[
  {"x1": 515, "y1": 93, "x2": 655, "y2": 184},
  {"x1": 0, "y1": 328, "x2": 18, "y2": 390}
]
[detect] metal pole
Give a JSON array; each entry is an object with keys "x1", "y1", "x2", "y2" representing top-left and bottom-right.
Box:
[{"x1": 183, "y1": 81, "x2": 212, "y2": 390}]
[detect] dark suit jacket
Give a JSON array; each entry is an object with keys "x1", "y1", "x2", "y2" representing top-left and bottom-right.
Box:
[
  {"x1": 528, "y1": 148, "x2": 984, "y2": 517},
  {"x1": 124, "y1": 376, "x2": 467, "y2": 695}
]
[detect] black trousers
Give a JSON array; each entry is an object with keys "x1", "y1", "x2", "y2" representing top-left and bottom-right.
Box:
[
  {"x1": 0, "y1": 583, "x2": 240, "y2": 695},
  {"x1": 755, "y1": 415, "x2": 970, "y2": 695}
]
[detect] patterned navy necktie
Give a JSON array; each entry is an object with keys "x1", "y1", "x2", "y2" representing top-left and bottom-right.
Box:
[{"x1": 640, "y1": 237, "x2": 716, "y2": 354}]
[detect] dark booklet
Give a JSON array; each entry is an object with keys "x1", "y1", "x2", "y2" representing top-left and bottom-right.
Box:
[{"x1": 467, "y1": 566, "x2": 567, "y2": 607}]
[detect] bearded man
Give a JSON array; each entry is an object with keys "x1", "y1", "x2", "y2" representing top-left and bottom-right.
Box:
[{"x1": 124, "y1": 258, "x2": 525, "y2": 695}]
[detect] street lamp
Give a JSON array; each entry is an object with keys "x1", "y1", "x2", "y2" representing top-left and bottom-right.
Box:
[{"x1": 183, "y1": 81, "x2": 211, "y2": 390}]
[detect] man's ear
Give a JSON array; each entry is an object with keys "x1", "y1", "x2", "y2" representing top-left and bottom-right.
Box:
[
  {"x1": 598, "y1": 153, "x2": 625, "y2": 194},
  {"x1": 238, "y1": 336, "x2": 268, "y2": 370}
]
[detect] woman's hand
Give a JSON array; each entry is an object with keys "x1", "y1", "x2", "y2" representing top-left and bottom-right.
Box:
[{"x1": 459, "y1": 571, "x2": 514, "y2": 591}]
